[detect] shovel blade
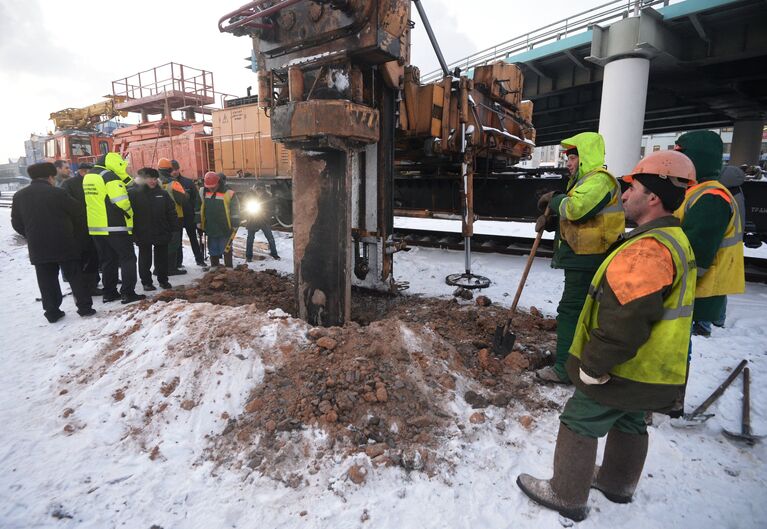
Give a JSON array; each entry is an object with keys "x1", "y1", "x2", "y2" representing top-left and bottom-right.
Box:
[{"x1": 491, "y1": 324, "x2": 516, "y2": 356}]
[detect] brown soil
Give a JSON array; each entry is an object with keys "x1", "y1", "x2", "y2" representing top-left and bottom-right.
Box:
[{"x1": 152, "y1": 267, "x2": 559, "y2": 482}]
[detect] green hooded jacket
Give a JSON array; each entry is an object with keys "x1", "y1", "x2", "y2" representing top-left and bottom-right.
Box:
[
  {"x1": 550, "y1": 132, "x2": 619, "y2": 271},
  {"x1": 675, "y1": 130, "x2": 731, "y2": 321}
]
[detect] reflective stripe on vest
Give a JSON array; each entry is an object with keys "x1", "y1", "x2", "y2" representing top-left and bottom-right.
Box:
[
  {"x1": 570, "y1": 226, "x2": 696, "y2": 385},
  {"x1": 84, "y1": 169, "x2": 133, "y2": 236},
  {"x1": 676, "y1": 181, "x2": 745, "y2": 296},
  {"x1": 558, "y1": 169, "x2": 625, "y2": 255}
]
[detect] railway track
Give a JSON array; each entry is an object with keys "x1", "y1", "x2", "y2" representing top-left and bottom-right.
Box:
[{"x1": 391, "y1": 226, "x2": 767, "y2": 284}]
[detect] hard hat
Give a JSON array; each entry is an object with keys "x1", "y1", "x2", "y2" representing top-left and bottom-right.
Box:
[
  {"x1": 204, "y1": 171, "x2": 220, "y2": 189},
  {"x1": 158, "y1": 158, "x2": 173, "y2": 170},
  {"x1": 623, "y1": 150, "x2": 697, "y2": 188}
]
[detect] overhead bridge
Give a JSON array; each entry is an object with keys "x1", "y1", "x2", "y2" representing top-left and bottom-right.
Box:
[{"x1": 423, "y1": 0, "x2": 767, "y2": 174}]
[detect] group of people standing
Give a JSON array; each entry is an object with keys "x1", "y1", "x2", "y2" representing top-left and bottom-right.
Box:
[
  {"x1": 11, "y1": 154, "x2": 280, "y2": 323},
  {"x1": 517, "y1": 130, "x2": 746, "y2": 521}
]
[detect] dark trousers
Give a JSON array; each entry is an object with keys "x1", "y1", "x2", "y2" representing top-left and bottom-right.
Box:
[
  {"x1": 177, "y1": 217, "x2": 204, "y2": 267},
  {"x1": 137, "y1": 243, "x2": 168, "y2": 285},
  {"x1": 246, "y1": 223, "x2": 278, "y2": 259},
  {"x1": 35, "y1": 260, "x2": 92, "y2": 318},
  {"x1": 81, "y1": 236, "x2": 101, "y2": 291},
  {"x1": 168, "y1": 228, "x2": 182, "y2": 270},
  {"x1": 94, "y1": 235, "x2": 137, "y2": 295}
]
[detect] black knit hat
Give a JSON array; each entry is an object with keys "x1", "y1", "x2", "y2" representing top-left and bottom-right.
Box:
[
  {"x1": 27, "y1": 162, "x2": 56, "y2": 179},
  {"x1": 634, "y1": 173, "x2": 686, "y2": 212}
]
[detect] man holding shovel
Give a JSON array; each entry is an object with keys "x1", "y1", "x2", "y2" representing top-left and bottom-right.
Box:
[
  {"x1": 535, "y1": 132, "x2": 625, "y2": 384},
  {"x1": 517, "y1": 150, "x2": 697, "y2": 521}
]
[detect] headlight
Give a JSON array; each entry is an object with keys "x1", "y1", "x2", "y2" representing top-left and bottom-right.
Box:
[{"x1": 245, "y1": 200, "x2": 261, "y2": 215}]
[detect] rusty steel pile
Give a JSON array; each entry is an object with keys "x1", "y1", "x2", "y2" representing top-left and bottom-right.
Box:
[{"x1": 219, "y1": 0, "x2": 538, "y2": 326}]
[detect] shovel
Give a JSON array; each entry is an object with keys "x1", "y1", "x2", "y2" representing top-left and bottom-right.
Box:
[
  {"x1": 723, "y1": 367, "x2": 761, "y2": 446},
  {"x1": 672, "y1": 359, "x2": 747, "y2": 427},
  {"x1": 491, "y1": 214, "x2": 547, "y2": 356}
]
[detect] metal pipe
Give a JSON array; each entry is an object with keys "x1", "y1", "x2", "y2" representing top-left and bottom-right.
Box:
[{"x1": 412, "y1": 0, "x2": 450, "y2": 77}]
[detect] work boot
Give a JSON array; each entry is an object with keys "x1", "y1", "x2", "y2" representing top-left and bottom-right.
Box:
[
  {"x1": 121, "y1": 292, "x2": 147, "y2": 305},
  {"x1": 592, "y1": 429, "x2": 649, "y2": 504},
  {"x1": 78, "y1": 307, "x2": 97, "y2": 317},
  {"x1": 168, "y1": 268, "x2": 188, "y2": 276},
  {"x1": 210, "y1": 256, "x2": 221, "y2": 268},
  {"x1": 271, "y1": 254, "x2": 281, "y2": 260},
  {"x1": 159, "y1": 281, "x2": 172, "y2": 289},
  {"x1": 102, "y1": 291, "x2": 121, "y2": 303},
  {"x1": 535, "y1": 365, "x2": 571, "y2": 385},
  {"x1": 45, "y1": 310, "x2": 66, "y2": 323},
  {"x1": 143, "y1": 283, "x2": 157, "y2": 291},
  {"x1": 517, "y1": 423, "x2": 598, "y2": 522}
]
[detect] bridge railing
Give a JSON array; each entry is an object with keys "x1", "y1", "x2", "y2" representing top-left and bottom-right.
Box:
[{"x1": 420, "y1": 0, "x2": 673, "y2": 84}]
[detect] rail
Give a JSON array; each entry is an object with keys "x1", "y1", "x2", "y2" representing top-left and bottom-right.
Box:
[{"x1": 420, "y1": 0, "x2": 673, "y2": 84}]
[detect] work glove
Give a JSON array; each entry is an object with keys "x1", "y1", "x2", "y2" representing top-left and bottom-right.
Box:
[
  {"x1": 537, "y1": 191, "x2": 556, "y2": 212},
  {"x1": 535, "y1": 214, "x2": 556, "y2": 233},
  {"x1": 579, "y1": 368, "x2": 610, "y2": 385}
]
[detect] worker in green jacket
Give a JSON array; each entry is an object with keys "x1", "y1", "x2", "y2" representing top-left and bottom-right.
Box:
[
  {"x1": 673, "y1": 131, "x2": 745, "y2": 337},
  {"x1": 197, "y1": 172, "x2": 240, "y2": 268},
  {"x1": 535, "y1": 132, "x2": 625, "y2": 384},
  {"x1": 518, "y1": 150, "x2": 697, "y2": 522}
]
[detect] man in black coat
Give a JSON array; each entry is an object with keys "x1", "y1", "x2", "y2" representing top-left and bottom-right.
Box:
[
  {"x1": 128, "y1": 168, "x2": 178, "y2": 290},
  {"x1": 11, "y1": 162, "x2": 95, "y2": 323},
  {"x1": 61, "y1": 162, "x2": 101, "y2": 294}
]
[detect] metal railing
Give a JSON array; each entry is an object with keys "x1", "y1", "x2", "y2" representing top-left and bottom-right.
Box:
[
  {"x1": 420, "y1": 0, "x2": 673, "y2": 83},
  {"x1": 112, "y1": 62, "x2": 215, "y2": 102}
]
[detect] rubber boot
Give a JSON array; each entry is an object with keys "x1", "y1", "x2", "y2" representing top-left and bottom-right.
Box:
[
  {"x1": 592, "y1": 429, "x2": 648, "y2": 503},
  {"x1": 210, "y1": 256, "x2": 221, "y2": 267},
  {"x1": 517, "y1": 423, "x2": 597, "y2": 522}
]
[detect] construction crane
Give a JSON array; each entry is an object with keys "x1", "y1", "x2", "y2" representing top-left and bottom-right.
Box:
[{"x1": 49, "y1": 95, "x2": 128, "y2": 131}]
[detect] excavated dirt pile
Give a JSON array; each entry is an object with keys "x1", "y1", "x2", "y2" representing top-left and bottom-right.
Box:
[{"x1": 155, "y1": 267, "x2": 559, "y2": 481}]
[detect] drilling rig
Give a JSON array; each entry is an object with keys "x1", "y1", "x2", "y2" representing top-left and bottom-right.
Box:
[{"x1": 219, "y1": 0, "x2": 536, "y2": 326}]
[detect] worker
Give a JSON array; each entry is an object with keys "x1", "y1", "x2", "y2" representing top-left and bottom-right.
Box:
[
  {"x1": 242, "y1": 183, "x2": 280, "y2": 261},
  {"x1": 157, "y1": 157, "x2": 188, "y2": 276},
  {"x1": 534, "y1": 132, "x2": 625, "y2": 384},
  {"x1": 53, "y1": 160, "x2": 71, "y2": 187},
  {"x1": 170, "y1": 160, "x2": 206, "y2": 267},
  {"x1": 77, "y1": 162, "x2": 93, "y2": 178},
  {"x1": 84, "y1": 152, "x2": 145, "y2": 304},
  {"x1": 675, "y1": 131, "x2": 745, "y2": 338},
  {"x1": 197, "y1": 171, "x2": 240, "y2": 268},
  {"x1": 128, "y1": 168, "x2": 177, "y2": 291},
  {"x1": 62, "y1": 162, "x2": 101, "y2": 295},
  {"x1": 517, "y1": 150, "x2": 697, "y2": 522},
  {"x1": 12, "y1": 162, "x2": 95, "y2": 322}
]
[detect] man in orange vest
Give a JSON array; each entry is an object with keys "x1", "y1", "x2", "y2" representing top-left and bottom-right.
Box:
[{"x1": 158, "y1": 158, "x2": 188, "y2": 276}]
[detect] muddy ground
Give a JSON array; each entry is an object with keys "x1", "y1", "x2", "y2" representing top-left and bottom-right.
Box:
[{"x1": 154, "y1": 267, "x2": 559, "y2": 483}]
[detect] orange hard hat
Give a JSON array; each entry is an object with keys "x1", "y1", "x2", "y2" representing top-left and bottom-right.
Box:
[
  {"x1": 623, "y1": 150, "x2": 697, "y2": 188},
  {"x1": 157, "y1": 158, "x2": 173, "y2": 170},
  {"x1": 204, "y1": 171, "x2": 220, "y2": 189}
]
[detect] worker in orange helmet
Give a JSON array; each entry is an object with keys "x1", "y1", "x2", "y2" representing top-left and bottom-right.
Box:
[
  {"x1": 517, "y1": 150, "x2": 697, "y2": 521},
  {"x1": 196, "y1": 172, "x2": 240, "y2": 268},
  {"x1": 157, "y1": 157, "x2": 188, "y2": 276}
]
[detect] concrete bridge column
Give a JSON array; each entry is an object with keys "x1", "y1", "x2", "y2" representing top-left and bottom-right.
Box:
[
  {"x1": 597, "y1": 57, "x2": 650, "y2": 177},
  {"x1": 587, "y1": 7, "x2": 681, "y2": 176},
  {"x1": 730, "y1": 120, "x2": 764, "y2": 166}
]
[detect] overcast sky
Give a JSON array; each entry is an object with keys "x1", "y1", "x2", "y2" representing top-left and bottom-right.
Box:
[{"x1": 0, "y1": 0, "x2": 611, "y2": 162}]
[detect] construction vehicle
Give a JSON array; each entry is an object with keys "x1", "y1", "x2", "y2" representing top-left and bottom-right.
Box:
[
  {"x1": 217, "y1": 0, "x2": 540, "y2": 325},
  {"x1": 26, "y1": 96, "x2": 127, "y2": 169},
  {"x1": 111, "y1": 63, "x2": 217, "y2": 179}
]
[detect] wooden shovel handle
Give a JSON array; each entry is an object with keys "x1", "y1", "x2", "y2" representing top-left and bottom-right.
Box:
[{"x1": 509, "y1": 208, "x2": 549, "y2": 316}]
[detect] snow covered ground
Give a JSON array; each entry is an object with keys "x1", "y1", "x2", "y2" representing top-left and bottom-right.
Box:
[{"x1": 1, "y1": 208, "x2": 766, "y2": 529}]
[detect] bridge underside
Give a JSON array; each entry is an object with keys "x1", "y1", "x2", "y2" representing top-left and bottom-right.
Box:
[{"x1": 519, "y1": 0, "x2": 767, "y2": 145}]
